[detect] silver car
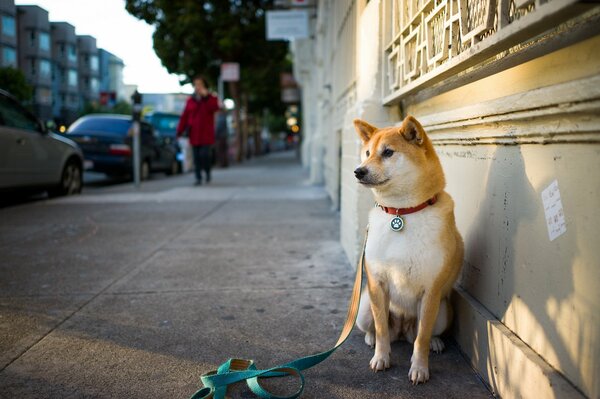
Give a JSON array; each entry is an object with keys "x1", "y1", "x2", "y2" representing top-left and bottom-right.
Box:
[{"x1": 0, "y1": 90, "x2": 83, "y2": 196}]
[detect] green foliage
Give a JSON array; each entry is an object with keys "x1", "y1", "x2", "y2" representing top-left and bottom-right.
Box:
[
  {"x1": 79, "y1": 100, "x2": 133, "y2": 117},
  {"x1": 112, "y1": 100, "x2": 133, "y2": 115},
  {"x1": 265, "y1": 111, "x2": 286, "y2": 132},
  {"x1": 0, "y1": 67, "x2": 33, "y2": 102},
  {"x1": 124, "y1": 0, "x2": 290, "y2": 115}
]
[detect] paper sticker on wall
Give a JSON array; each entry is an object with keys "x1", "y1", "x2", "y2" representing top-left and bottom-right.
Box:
[{"x1": 541, "y1": 180, "x2": 567, "y2": 241}]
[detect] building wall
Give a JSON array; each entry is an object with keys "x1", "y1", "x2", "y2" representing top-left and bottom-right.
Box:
[
  {"x1": 77, "y1": 35, "x2": 99, "y2": 107},
  {"x1": 16, "y1": 5, "x2": 52, "y2": 120},
  {"x1": 419, "y1": 33, "x2": 600, "y2": 399},
  {"x1": 0, "y1": 0, "x2": 17, "y2": 68},
  {"x1": 50, "y1": 22, "x2": 79, "y2": 124},
  {"x1": 295, "y1": 0, "x2": 600, "y2": 398},
  {"x1": 98, "y1": 49, "x2": 125, "y2": 102}
]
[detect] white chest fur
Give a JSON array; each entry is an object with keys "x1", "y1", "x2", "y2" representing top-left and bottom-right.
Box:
[{"x1": 365, "y1": 204, "x2": 446, "y2": 317}]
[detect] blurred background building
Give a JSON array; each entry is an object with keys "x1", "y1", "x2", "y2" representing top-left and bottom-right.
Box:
[
  {"x1": 50, "y1": 21, "x2": 78, "y2": 124},
  {"x1": 0, "y1": 0, "x2": 126, "y2": 125},
  {"x1": 0, "y1": 1, "x2": 17, "y2": 68},
  {"x1": 16, "y1": 4, "x2": 52, "y2": 120},
  {"x1": 98, "y1": 48, "x2": 125, "y2": 106},
  {"x1": 76, "y1": 35, "x2": 99, "y2": 108}
]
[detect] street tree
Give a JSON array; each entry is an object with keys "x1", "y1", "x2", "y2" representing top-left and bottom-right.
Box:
[
  {"x1": 124, "y1": 0, "x2": 290, "y2": 161},
  {"x1": 0, "y1": 67, "x2": 33, "y2": 102}
]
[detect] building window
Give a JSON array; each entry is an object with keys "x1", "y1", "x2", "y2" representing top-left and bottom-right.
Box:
[
  {"x1": 2, "y1": 47, "x2": 16, "y2": 67},
  {"x1": 68, "y1": 69, "x2": 77, "y2": 87},
  {"x1": 90, "y1": 77, "x2": 99, "y2": 92},
  {"x1": 40, "y1": 59, "x2": 51, "y2": 78},
  {"x1": 68, "y1": 45, "x2": 77, "y2": 63},
  {"x1": 29, "y1": 30, "x2": 36, "y2": 47},
  {"x1": 1, "y1": 15, "x2": 15, "y2": 37},
  {"x1": 30, "y1": 59, "x2": 36, "y2": 75},
  {"x1": 38, "y1": 87, "x2": 51, "y2": 105},
  {"x1": 39, "y1": 32, "x2": 50, "y2": 51},
  {"x1": 59, "y1": 43, "x2": 65, "y2": 55},
  {"x1": 90, "y1": 55, "x2": 99, "y2": 72}
]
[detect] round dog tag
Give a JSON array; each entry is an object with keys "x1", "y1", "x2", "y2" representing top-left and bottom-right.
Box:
[{"x1": 390, "y1": 216, "x2": 404, "y2": 231}]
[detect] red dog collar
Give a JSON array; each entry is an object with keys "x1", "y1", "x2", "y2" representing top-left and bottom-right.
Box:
[{"x1": 377, "y1": 195, "x2": 437, "y2": 216}]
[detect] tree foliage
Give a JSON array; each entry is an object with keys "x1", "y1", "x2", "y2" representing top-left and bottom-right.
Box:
[
  {"x1": 79, "y1": 100, "x2": 133, "y2": 117},
  {"x1": 0, "y1": 67, "x2": 33, "y2": 102},
  {"x1": 124, "y1": 0, "x2": 290, "y2": 115}
]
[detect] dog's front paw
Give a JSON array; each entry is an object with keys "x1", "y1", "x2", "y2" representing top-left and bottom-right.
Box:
[
  {"x1": 369, "y1": 352, "x2": 390, "y2": 371},
  {"x1": 408, "y1": 360, "x2": 429, "y2": 384},
  {"x1": 364, "y1": 332, "x2": 375, "y2": 347},
  {"x1": 430, "y1": 336, "x2": 444, "y2": 353}
]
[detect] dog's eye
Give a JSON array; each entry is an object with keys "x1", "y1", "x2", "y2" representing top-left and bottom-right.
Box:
[
  {"x1": 366, "y1": 150, "x2": 370, "y2": 157},
  {"x1": 382, "y1": 148, "x2": 394, "y2": 158}
]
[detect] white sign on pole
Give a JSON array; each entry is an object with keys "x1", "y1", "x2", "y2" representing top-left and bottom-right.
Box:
[
  {"x1": 266, "y1": 10, "x2": 309, "y2": 41},
  {"x1": 221, "y1": 63, "x2": 240, "y2": 82}
]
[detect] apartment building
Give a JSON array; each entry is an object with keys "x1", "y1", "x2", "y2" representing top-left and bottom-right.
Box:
[
  {"x1": 16, "y1": 5, "x2": 52, "y2": 119},
  {"x1": 0, "y1": 0, "x2": 17, "y2": 68},
  {"x1": 50, "y1": 22, "x2": 78, "y2": 124},
  {"x1": 98, "y1": 48, "x2": 125, "y2": 104},
  {"x1": 293, "y1": 1, "x2": 600, "y2": 398},
  {"x1": 76, "y1": 35, "x2": 99, "y2": 107}
]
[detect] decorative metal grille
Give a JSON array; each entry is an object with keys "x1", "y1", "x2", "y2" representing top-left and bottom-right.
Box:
[{"x1": 384, "y1": 0, "x2": 581, "y2": 102}]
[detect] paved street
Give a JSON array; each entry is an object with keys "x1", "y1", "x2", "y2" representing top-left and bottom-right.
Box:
[{"x1": 0, "y1": 151, "x2": 491, "y2": 398}]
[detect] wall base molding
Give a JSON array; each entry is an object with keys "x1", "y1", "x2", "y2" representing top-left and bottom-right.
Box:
[{"x1": 452, "y1": 287, "x2": 587, "y2": 399}]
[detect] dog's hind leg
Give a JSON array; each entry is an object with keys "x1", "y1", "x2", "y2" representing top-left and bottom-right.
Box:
[
  {"x1": 357, "y1": 288, "x2": 375, "y2": 347},
  {"x1": 430, "y1": 297, "x2": 451, "y2": 353}
]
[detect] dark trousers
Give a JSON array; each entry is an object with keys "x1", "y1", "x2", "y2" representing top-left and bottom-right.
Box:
[{"x1": 192, "y1": 145, "x2": 212, "y2": 182}]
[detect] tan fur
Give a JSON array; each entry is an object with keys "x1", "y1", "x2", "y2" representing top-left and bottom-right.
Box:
[{"x1": 353, "y1": 116, "x2": 464, "y2": 384}]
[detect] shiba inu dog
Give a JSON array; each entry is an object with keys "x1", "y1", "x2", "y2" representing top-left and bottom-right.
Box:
[{"x1": 353, "y1": 116, "x2": 464, "y2": 384}]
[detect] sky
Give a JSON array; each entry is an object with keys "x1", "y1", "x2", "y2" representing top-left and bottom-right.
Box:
[{"x1": 15, "y1": 0, "x2": 193, "y2": 94}]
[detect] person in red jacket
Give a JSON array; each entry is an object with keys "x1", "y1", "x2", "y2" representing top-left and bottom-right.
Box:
[{"x1": 176, "y1": 75, "x2": 220, "y2": 185}]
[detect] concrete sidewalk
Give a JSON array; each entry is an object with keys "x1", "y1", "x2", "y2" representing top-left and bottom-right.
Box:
[{"x1": 0, "y1": 151, "x2": 491, "y2": 398}]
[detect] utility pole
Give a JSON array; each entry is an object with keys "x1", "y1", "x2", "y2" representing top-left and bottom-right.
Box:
[{"x1": 131, "y1": 90, "x2": 143, "y2": 188}]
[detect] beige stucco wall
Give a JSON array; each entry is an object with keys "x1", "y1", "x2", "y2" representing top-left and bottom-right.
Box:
[
  {"x1": 293, "y1": 0, "x2": 599, "y2": 397},
  {"x1": 405, "y1": 34, "x2": 600, "y2": 398}
]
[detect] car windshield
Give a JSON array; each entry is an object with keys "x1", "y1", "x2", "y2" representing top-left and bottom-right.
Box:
[
  {"x1": 151, "y1": 114, "x2": 180, "y2": 137},
  {"x1": 68, "y1": 117, "x2": 131, "y2": 135}
]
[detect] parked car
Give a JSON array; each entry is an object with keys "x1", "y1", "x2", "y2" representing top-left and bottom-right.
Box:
[
  {"x1": 143, "y1": 111, "x2": 185, "y2": 173},
  {"x1": 0, "y1": 90, "x2": 83, "y2": 196},
  {"x1": 67, "y1": 114, "x2": 179, "y2": 179}
]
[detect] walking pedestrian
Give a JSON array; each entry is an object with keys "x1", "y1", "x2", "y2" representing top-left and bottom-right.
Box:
[{"x1": 176, "y1": 75, "x2": 219, "y2": 185}]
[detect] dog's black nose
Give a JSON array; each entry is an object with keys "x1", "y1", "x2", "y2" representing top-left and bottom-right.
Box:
[{"x1": 354, "y1": 167, "x2": 368, "y2": 179}]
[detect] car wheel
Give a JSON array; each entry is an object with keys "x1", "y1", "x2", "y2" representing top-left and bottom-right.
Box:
[
  {"x1": 49, "y1": 160, "x2": 82, "y2": 197},
  {"x1": 141, "y1": 160, "x2": 150, "y2": 181},
  {"x1": 166, "y1": 158, "x2": 179, "y2": 176}
]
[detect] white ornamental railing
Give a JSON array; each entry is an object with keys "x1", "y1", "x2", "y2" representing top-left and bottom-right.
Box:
[{"x1": 383, "y1": 0, "x2": 588, "y2": 103}]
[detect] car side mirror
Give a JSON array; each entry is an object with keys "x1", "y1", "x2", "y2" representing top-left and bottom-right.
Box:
[{"x1": 43, "y1": 120, "x2": 56, "y2": 134}]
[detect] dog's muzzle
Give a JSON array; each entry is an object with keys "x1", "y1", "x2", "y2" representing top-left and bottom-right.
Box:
[{"x1": 354, "y1": 167, "x2": 368, "y2": 180}]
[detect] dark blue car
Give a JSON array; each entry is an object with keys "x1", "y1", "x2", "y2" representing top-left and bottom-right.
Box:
[
  {"x1": 67, "y1": 114, "x2": 179, "y2": 179},
  {"x1": 144, "y1": 112, "x2": 185, "y2": 173}
]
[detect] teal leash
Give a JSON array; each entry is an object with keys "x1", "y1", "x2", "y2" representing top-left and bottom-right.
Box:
[{"x1": 189, "y1": 230, "x2": 368, "y2": 399}]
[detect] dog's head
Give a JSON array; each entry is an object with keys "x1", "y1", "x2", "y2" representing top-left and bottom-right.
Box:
[{"x1": 353, "y1": 116, "x2": 445, "y2": 201}]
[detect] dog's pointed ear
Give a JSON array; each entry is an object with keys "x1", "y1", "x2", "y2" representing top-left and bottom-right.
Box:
[
  {"x1": 354, "y1": 119, "x2": 377, "y2": 143},
  {"x1": 400, "y1": 115, "x2": 425, "y2": 145}
]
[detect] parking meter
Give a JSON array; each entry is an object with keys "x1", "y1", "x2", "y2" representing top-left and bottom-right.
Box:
[{"x1": 131, "y1": 90, "x2": 143, "y2": 188}]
